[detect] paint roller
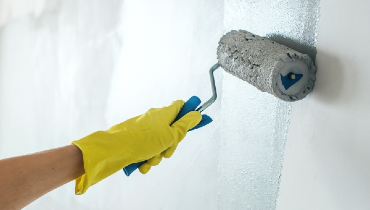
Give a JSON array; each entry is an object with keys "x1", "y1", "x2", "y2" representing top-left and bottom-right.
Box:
[{"x1": 123, "y1": 30, "x2": 317, "y2": 175}]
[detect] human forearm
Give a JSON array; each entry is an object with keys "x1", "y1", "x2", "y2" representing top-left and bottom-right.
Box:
[{"x1": 0, "y1": 145, "x2": 84, "y2": 210}]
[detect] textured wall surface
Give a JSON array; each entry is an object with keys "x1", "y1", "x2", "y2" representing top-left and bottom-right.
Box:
[
  {"x1": 8, "y1": 0, "x2": 366, "y2": 209},
  {"x1": 277, "y1": 0, "x2": 370, "y2": 209},
  {"x1": 0, "y1": 0, "x2": 224, "y2": 209},
  {"x1": 218, "y1": 0, "x2": 319, "y2": 209}
]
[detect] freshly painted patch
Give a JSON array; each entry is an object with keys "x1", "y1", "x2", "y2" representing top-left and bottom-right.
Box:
[{"x1": 218, "y1": 0, "x2": 320, "y2": 209}]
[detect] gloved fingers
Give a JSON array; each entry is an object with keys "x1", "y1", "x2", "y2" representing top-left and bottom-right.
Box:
[
  {"x1": 172, "y1": 96, "x2": 201, "y2": 122},
  {"x1": 138, "y1": 162, "x2": 152, "y2": 174},
  {"x1": 146, "y1": 154, "x2": 163, "y2": 166},
  {"x1": 160, "y1": 100, "x2": 185, "y2": 125},
  {"x1": 189, "y1": 114, "x2": 213, "y2": 131},
  {"x1": 162, "y1": 145, "x2": 178, "y2": 158},
  {"x1": 171, "y1": 111, "x2": 202, "y2": 142}
]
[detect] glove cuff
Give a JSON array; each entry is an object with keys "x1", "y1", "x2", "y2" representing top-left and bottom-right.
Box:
[{"x1": 72, "y1": 131, "x2": 141, "y2": 194}]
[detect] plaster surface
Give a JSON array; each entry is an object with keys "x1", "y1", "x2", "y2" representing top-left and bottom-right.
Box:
[
  {"x1": 219, "y1": 0, "x2": 319, "y2": 209},
  {"x1": 277, "y1": 0, "x2": 370, "y2": 209},
  {"x1": 0, "y1": 0, "x2": 224, "y2": 209},
  {"x1": 5, "y1": 0, "x2": 360, "y2": 209}
]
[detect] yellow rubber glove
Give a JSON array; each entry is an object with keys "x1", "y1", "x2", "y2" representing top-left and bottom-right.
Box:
[
  {"x1": 138, "y1": 136, "x2": 181, "y2": 174},
  {"x1": 72, "y1": 100, "x2": 202, "y2": 195}
]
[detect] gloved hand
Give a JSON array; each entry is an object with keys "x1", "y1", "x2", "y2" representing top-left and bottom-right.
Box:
[
  {"x1": 137, "y1": 96, "x2": 212, "y2": 175},
  {"x1": 72, "y1": 100, "x2": 202, "y2": 194}
]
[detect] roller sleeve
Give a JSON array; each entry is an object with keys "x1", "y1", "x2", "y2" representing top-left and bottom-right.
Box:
[{"x1": 217, "y1": 30, "x2": 316, "y2": 101}]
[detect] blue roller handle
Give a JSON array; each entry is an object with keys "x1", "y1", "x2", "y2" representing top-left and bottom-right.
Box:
[{"x1": 122, "y1": 96, "x2": 212, "y2": 176}]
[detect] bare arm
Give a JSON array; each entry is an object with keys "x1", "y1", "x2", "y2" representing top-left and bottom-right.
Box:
[{"x1": 0, "y1": 145, "x2": 84, "y2": 210}]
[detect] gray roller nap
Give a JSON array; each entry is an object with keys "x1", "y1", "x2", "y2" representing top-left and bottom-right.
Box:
[{"x1": 217, "y1": 30, "x2": 317, "y2": 102}]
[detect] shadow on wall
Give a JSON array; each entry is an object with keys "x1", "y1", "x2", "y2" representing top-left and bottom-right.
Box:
[
  {"x1": 267, "y1": 34, "x2": 317, "y2": 62},
  {"x1": 266, "y1": 34, "x2": 347, "y2": 104},
  {"x1": 313, "y1": 50, "x2": 349, "y2": 105}
]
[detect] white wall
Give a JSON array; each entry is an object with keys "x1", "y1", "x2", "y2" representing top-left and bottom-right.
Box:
[
  {"x1": 277, "y1": 0, "x2": 370, "y2": 209},
  {"x1": 2, "y1": 0, "x2": 368, "y2": 209},
  {"x1": 0, "y1": 0, "x2": 59, "y2": 28},
  {"x1": 0, "y1": 0, "x2": 224, "y2": 209}
]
